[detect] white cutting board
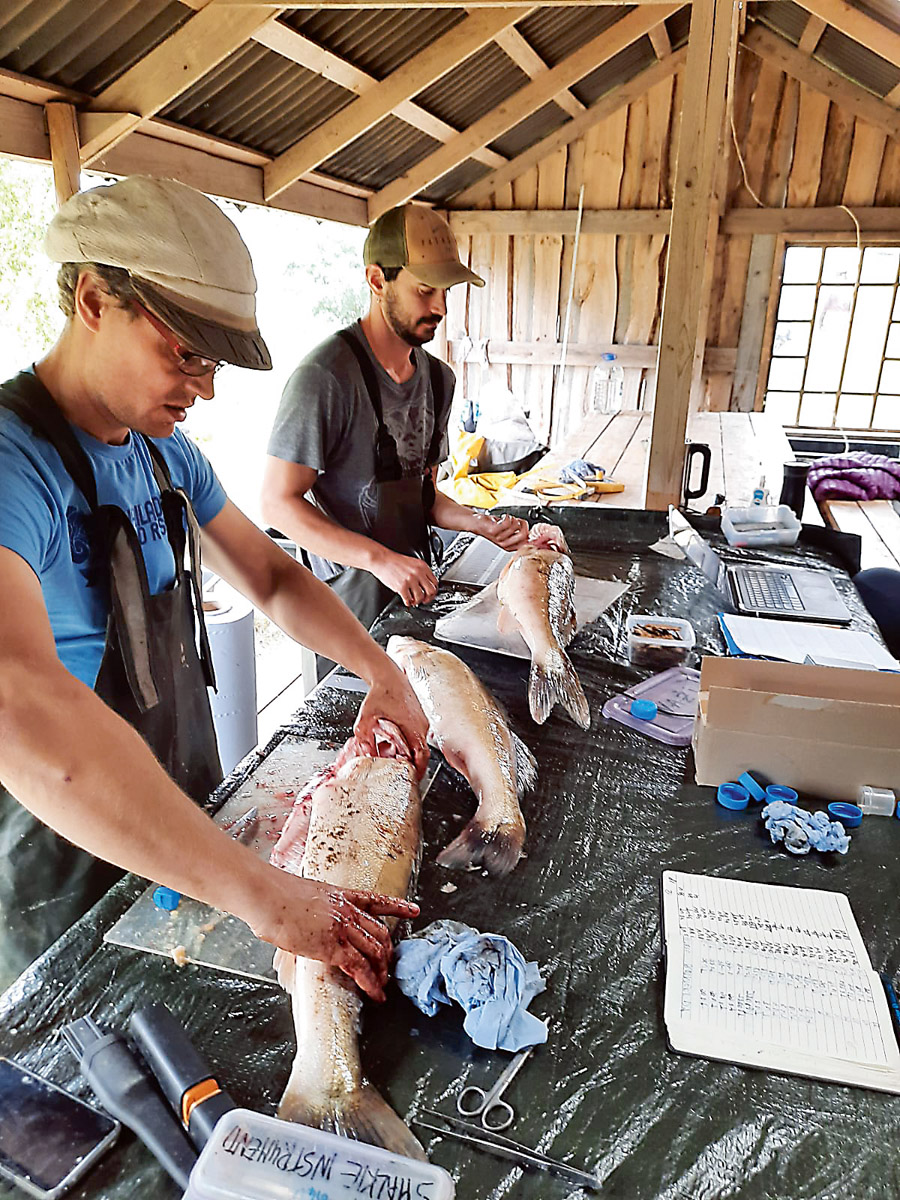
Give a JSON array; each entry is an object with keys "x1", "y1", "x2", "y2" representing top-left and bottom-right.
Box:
[{"x1": 435, "y1": 575, "x2": 628, "y2": 659}]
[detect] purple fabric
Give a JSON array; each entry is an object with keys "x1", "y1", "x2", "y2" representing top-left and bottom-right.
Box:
[{"x1": 807, "y1": 452, "x2": 900, "y2": 502}]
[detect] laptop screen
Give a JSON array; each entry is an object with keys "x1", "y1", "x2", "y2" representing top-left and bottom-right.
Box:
[{"x1": 667, "y1": 506, "x2": 726, "y2": 592}]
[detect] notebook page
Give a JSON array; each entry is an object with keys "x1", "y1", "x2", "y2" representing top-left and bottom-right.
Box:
[{"x1": 662, "y1": 872, "x2": 900, "y2": 1082}]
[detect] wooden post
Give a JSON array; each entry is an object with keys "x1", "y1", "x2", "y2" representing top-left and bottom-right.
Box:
[
  {"x1": 644, "y1": 0, "x2": 735, "y2": 510},
  {"x1": 45, "y1": 102, "x2": 81, "y2": 206}
]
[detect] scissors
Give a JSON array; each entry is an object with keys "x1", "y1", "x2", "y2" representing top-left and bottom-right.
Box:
[{"x1": 456, "y1": 1045, "x2": 533, "y2": 1131}]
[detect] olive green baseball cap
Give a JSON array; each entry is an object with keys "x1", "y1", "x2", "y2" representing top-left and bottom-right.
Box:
[
  {"x1": 44, "y1": 175, "x2": 271, "y2": 370},
  {"x1": 363, "y1": 204, "x2": 484, "y2": 288}
]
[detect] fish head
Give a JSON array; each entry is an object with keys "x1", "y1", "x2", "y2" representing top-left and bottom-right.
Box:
[
  {"x1": 386, "y1": 635, "x2": 431, "y2": 672},
  {"x1": 528, "y1": 523, "x2": 569, "y2": 554}
]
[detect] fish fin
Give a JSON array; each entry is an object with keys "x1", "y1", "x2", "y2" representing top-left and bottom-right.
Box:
[
  {"x1": 436, "y1": 812, "x2": 525, "y2": 877},
  {"x1": 512, "y1": 732, "x2": 538, "y2": 796},
  {"x1": 496, "y1": 603, "x2": 519, "y2": 636},
  {"x1": 528, "y1": 648, "x2": 590, "y2": 729},
  {"x1": 272, "y1": 948, "x2": 295, "y2": 993},
  {"x1": 278, "y1": 1081, "x2": 427, "y2": 1162}
]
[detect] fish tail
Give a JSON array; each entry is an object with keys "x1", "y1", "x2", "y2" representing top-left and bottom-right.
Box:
[
  {"x1": 512, "y1": 732, "x2": 538, "y2": 796},
  {"x1": 529, "y1": 647, "x2": 590, "y2": 729},
  {"x1": 277, "y1": 1080, "x2": 426, "y2": 1162},
  {"x1": 436, "y1": 813, "x2": 525, "y2": 877}
]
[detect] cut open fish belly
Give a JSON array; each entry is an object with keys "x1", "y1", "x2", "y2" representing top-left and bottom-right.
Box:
[
  {"x1": 270, "y1": 727, "x2": 425, "y2": 1161},
  {"x1": 387, "y1": 636, "x2": 535, "y2": 876},
  {"x1": 496, "y1": 523, "x2": 590, "y2": 729}
]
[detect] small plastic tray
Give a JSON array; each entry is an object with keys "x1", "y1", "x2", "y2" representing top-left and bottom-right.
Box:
[
  {"x1": 183, "y1": 1109, "x2": 455, "y2": 1200},
  {"x1": 720, "y1": 504, "x2": 801, "y2": 548},
  {"x1": 625, "y1": 614, "x2": 695, "y2": 668},
  {"x1": 603, "y1": 665, "x2": 700, "y2": 746}
]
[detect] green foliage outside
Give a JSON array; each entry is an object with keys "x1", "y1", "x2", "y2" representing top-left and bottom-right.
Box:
[
  {"x1": 286, "y1": 224, "x2": 369, "y2": 328},
  {"x1": 0, "y1": 159, "x2": 61, "y2": 373}
]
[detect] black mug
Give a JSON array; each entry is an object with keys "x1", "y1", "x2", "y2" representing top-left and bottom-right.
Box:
[
  {"x1": 779, "y1": 461, "x2": 809, "y2": 519},
  {"x1": 683, "y1": 442, "x2": 712, "y2": 504}
]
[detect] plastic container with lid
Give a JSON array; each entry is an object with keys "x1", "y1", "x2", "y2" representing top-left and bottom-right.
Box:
[
  {"x1": 625, "y1": 614, "x2": 695, "y2": 668},
  {"x1": 720, "y1": 504, "x2": 801, "y2": 548},
  {"x1": 858, "y1": 785, "x2": 896, "y2": 817},
  {"x1": 182, "y1": 1109, "x2": 455, "y2": 1200}
]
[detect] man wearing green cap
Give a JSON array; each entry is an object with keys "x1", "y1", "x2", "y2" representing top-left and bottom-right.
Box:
[
  {"x1": 0, "y1": 176, "x2": 428, "y2": 996},
  {"x1": 262, "y1": 203, "x2": 528, "y2": 634}
]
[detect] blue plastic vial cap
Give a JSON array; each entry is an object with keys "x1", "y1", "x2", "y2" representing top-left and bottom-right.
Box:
[
  {"x1": 738, "y1": 771, "x2": 767, "y2": 803},
  {"x1": 717, "y1": 783, "x2": 750, "y2": 811},
  {"x1": 765, "y1": 784, "x2": 798, "y2": 804},
  {"x1": 827, "y1": 802, "x2": 862, "y2": 828},
  {"x1": 630, "y1": 698, "x2": 658, "y2": 721},
  {"x1": 152, "y1": 886, "x2": 181, "y2": 911}
]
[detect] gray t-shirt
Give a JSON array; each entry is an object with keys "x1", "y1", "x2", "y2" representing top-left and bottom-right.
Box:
[{"x1": 267, "y1": 322, "x2": 454, "y2": 574}]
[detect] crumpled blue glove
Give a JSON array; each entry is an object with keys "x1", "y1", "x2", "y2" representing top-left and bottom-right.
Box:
[
  {"x1": 761, "y1": 800, "x2": 851, "y2": 855},
  {"x1": 560, "y1": 459, "x2": 604, "y2": 484},
  {"x1": 394, "y1": 919, "x2": 548, "y2": 1051}
]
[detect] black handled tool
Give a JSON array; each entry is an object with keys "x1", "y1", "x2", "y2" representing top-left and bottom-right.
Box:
[
  {"x1": 129, "y1": 1004, "x2": 237, "y2": 1153},
  {"x1": 61, "y1": 1015, "x2": 197, "y2": 1190}
]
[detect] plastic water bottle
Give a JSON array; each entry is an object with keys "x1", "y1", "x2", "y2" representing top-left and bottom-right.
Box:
[{"x1": 592, "y1": 354, "x2": 624, "y2": 413}]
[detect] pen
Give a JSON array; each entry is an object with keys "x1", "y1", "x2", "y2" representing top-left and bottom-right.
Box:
[{"x1": 879, "y1": 972, "x2": 900, "y2": 1047}]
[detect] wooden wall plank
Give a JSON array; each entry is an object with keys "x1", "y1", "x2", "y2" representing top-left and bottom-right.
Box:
[
  {"x1": 733, "y1": 232, "x2": 777, "y2": 411},
  {"x1": 816, "y1": 102, "x2": 856, "y2": 205},
  {"x1": 530, "y1": 146, "x2": 567, "y2": 443},
  {"x1": 511, "y1": 166, "x2": 539, "y2": 430},
  {"x1": 843, "y1": 120, "x2": 889, "y2": 208},
  {"x1": 725, "y1": 47, "x2": 760, "y2": 209},
  {"x1": 764, "y1": 74, "x2": 799, "y2": 206},
  {"x1": 787, "y1": 85, "x2": 830, "y2": 206},
  {"x1": 875, "y1": 136, "x2": 900, "y2": 205}
]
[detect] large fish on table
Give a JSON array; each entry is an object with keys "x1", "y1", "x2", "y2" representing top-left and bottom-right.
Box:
[
  {"x1": 269, "y1": 721, "x2": 425, "y2": 1161},
  {"x1": 496, "y1": 522, "x2": 590, "y2": 729},
  {"x1": 387, "y1": 635, "x2": 536, "y2": 876}
]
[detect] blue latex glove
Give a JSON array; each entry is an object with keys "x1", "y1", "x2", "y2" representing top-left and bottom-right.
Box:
[
  {"x1": 559, "y1": 459, "x2": 604, "y2": 484},
  {"x1": 394, "y1": 919, "x2": 548, "y2": 1051},
  {"x1": 761, "y1": 800, "x2": 851, "y2": 855}
]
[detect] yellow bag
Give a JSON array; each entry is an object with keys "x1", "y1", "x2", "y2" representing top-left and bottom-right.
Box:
[{"x1": 438, "y1": 428, "x2": 518, "y2": 508}]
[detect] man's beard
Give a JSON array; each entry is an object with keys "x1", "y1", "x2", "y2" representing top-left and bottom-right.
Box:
[{"x1": 383, "y1": 289, "x2": 441, "y2": 347}]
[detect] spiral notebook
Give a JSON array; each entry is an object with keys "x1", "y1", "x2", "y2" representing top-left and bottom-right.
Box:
[{"x1": 661, "y1": 871, "x2": 900, "y2": 1093}]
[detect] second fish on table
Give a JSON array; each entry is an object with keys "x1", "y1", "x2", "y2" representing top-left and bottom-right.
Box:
[{"x1": 387, "y1": 635, "x2": 536, "y2": 877}]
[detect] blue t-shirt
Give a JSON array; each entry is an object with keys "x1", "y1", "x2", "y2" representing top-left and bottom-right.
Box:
[{"x1": 0, "y1": 400, "x2": 226, "y2": 689}]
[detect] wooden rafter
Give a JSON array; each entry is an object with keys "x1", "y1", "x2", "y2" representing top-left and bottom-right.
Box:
[
  {"x1": 798, "y1": 0, "x2": 900, "y2": 71},
  {"x1": 369, "y1": 3, "x2": 680, "y2": 219},
  {"x1": 646, "y1": 0, "x2": 735, "y2": 510},
  {"x1": 648, "y1": 21, "x2": 673, "y2": 58},
  {"x1": 743, "y1": 24, "x2": 900, "y2": 141},
  {"x1": 45, "y1": 102, "x2": 80, "y2": 206},
  {"x1": 253, "y1": 18, "x2": 505, "y2": 167},
  {"x1": 452, "y1": 48, "x2": 684, "y2": 206},
  {"x1": 264, "y1": 8, "x2": 530, "y2": 200},
  {"x1": 797, "y1": 13, "x2": 827, "y2": 56},
  {"x1": 493, "y1": 26, "x2": 584, "y2": 117}
]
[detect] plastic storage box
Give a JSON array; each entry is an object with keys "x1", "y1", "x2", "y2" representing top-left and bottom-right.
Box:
[
  {"x1": 720, "y1": 504, "x2": 801, "y2": 548},
  {"x1": 182, "y1": 1109, "x2": 455, "y2": 1200},
  {"x1": 626, "y1": 615, "x2": 695, "y2": 668}
]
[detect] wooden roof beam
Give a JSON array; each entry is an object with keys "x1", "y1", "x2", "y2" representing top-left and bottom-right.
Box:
[
  {"x1": 264, "y1": 7, "x2": 529, "y2": 200},
  {"x1": 797, "y1": 13, "x2": 826, "y2": 55},
  {"x1": 646, "y1": 0, "x2": 735, "y2": 510},
  {"x1": 369, "y1": 3, "x2": 680, "y2": 219},
  {"x1": 452, "y1": 48, "x2": 684, "y2": 206},
  {"x1": 253, "y1": 18, "x2": 506, "y2": 168},
  {"x1": 46, "y1": 102, "x2": 80, "y2": 206},
  {"x1": 493, "y1": 25, "x2": 585, "y2": 117},
  {"x1": 647, "y1": 20, "x2": 673, "y2": 58},
  {"x1": 797, "y1": 0, "x2": 900, "y2": 70},
  {"x1": 744, "y1": 23, "x2": 900, "y2": 141}
]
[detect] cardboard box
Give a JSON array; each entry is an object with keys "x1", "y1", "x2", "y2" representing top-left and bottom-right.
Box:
[{"x1": 693, "y1": 657, "x2": 900, "y2": 800}]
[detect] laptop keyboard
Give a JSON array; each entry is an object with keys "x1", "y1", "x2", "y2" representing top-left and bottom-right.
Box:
[{"x1": 733, "y1": 567, "x2": 804, "y2": 612}]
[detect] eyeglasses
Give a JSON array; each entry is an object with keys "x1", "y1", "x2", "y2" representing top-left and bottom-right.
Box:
[{"x1": 132, "y1": 302, "x2": 224, "y2": 378}]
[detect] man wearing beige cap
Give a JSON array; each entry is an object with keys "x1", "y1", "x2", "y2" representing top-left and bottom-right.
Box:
[
  {"x1": 262, "y1": 203, "x2": 528, "y2": 636},
  {"x1": 0, "y1": 176, "x2": 428, "y2": 995}
]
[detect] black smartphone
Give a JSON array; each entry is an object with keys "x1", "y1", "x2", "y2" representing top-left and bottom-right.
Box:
[{"x1": 0, "y1": 1058, "x2": 120, "y2": 1199}]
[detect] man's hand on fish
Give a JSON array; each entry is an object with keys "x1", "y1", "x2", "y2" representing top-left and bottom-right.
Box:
[
  {"x1": 257, "y1": 877, "x2": 419, "y2": 1001},
  {"x1": 480, "y1": 512, "x2": 530, "y2": 551},
  {"x1": 369, "y1": 546, "x2": 438, "y2": 607},
  {"x1": 353, "y1": 668, "x2": 430, "y2": 779}
]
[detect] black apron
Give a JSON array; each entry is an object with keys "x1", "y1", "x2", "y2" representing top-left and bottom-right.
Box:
[
  {"x1": 0, "y1": 372, "x2": 222, "y2": 985},
  {"x1": 314, "y1": 330, "x2": 446, "y2": 660}
]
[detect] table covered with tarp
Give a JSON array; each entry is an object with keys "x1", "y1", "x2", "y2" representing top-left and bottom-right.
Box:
[{"x1": 2, "y1": 507, "x2": 899, "y2": 1200}]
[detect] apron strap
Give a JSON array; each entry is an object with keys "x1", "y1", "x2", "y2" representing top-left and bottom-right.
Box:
[{"x1": 336, "y1": 328, "x2": 403, "y2": 481}]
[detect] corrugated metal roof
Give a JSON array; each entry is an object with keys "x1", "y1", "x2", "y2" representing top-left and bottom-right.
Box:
[
  {"x1": 489, "y1": 100, "x2": 570, "y2": 160},
  {"x1": 754, "y1": 1, "x2": 809, "y2": 44},
  {"x1": 162, "y1": 42, "x2": 354, "y2": 159},
  {"x1": 667, "y1": 8, "x2": 691, "y2": 51},
  {"x1": 283, "y1": 6, "x2": 466, "y2": 81},
  {"x1": 318, "y1": 115, "x2": 439, "y2": 191},
  {"x1": 574, "y1": 37, "x2": 658, "y2": 108},
  {"x1": 416, "y1": 42, "x2": 528, "y2": 131},
  {"x1": 0, "y1": 0, "x2": 187, "y2": 95},
  {"x1": 421, "y1": 159, "x2": 488, "y2": 203},
  {"x1": 816, "y1": 25, "x2": 899, "y2": 97},
  {"x1": 517, "y1": 6, "x2": 628, "y2": 68}
]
